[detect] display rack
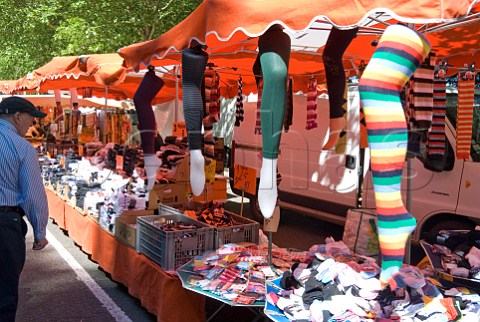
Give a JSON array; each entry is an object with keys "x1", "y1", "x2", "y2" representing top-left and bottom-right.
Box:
[{"x1": 177, "y1": 259, "x2": 267, "y2": 322}]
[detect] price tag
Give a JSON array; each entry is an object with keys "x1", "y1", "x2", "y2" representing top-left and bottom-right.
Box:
[
  {"x1": 172, "y1": 121, "x2": 187, "y2": 137},
  {"x1": 233, "y1": 164, "x2": 256, "y2": 195},
  {"x1": 116, "y1": 155, "x2": 124, "y2": 171},
  {"x1": 205, "y1": 160, "x2": 216, "y2": 184}
]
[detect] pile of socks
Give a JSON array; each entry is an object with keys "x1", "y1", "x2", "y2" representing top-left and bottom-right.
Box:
[
  {"x1": 190, "y1": 202, "x2": 234, "y2": 228},
  {"x1": 183, "y1": 243, "x2": 292, "y2": 305},
  {"x1": 268, "y1": 246, "x2": 480, "y2": 321},
  {"x1": 423, "y1": 230, "x2": 480, "y2": 281},
  {"x1": 156, "y1": 136, "x2": 189, "y2": 183}
]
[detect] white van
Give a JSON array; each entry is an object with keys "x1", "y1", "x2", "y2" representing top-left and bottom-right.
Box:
[{"x1": 228, "y1": 85, "x2": 480, "y2": 242}]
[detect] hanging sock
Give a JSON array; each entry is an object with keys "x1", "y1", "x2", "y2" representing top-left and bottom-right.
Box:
[
  {"x1": 284, "y1": 77, "x2": 293, "y2": 133},
  {"x1": 412, "y1": 54, "x2": 435, "y2": 128},
  {"x1": 133, "y1": 68, "x2": 165, "y2": 155},
  {"x1": 182, "y1": 45, "x2": 209, "y2": 196},
  {"x1": 257, "y1": 25, "x2": 290, "y2": 219},
  {"x1": 358, "y1": 24, "x2": 431, "y2": 285},
  {"x1": 406, "y1": 52, "x2": 435, "y2": 157},
  {"x1": 358, "y1": 67, "x2": 369, "y2": 149},
  {"x1": 204, "y1": 69, "x2": 221, "y2": 122},
  {"x1": 456, "y1": 67, "x2": 476, "y2": 159},
  {"x1": 410, "y1": 52, "x2": 435, "y2": 144},
  {"x1": 322, "y1": 26, "x2": 358, "y2": 149},
  {"x1": 306, "y1": 77, "x2": 318, "y2": 130},
  {"x1": 235, "y1": 76, "x2": 244, "y2": 127},
  {"x1": 133, "y1": 68, "x2": 165, "y2": 191},
  {"x1": 425, "y1": 60, "x2": 448, "y2": 169},
  {"x1": 203, "y1": 119, "x2": 215, "y2": 165},
  {"x1": 254, "y1": 78, "x2": 263, "y2": 135},
  {"x1": 203, "y1": 69, "x2": 220, "y2": 165}
]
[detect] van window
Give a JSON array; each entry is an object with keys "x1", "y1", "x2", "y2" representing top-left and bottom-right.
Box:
[{"x1": 446, "y1": 90, "x2": 480, "y2": 162}]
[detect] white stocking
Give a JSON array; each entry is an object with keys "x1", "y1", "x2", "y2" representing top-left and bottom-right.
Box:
[
  {"x1": 144, "y1": 154, "x2": 162, "y2": 191},
  {"x1": 258, "y1": 158, "x2": 278, "y2": 219},
  {"x1": 190, "y1": 149, "x2": 205, "y2": 196}
]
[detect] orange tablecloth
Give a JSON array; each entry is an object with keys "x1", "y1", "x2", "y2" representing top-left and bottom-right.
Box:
[
  {"x1": 48, "y1": 189, "x2": 206, "y2": 322},
  {"x1": 46, "y1": 188, "x2": 66, "y2": 229}
]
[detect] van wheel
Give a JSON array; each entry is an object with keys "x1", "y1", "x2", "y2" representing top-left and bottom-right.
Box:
[
  {"x1": 249, "y1": 196, "x2": 265, "y2": 223},
  {"x1": 428, "y1": 219, "x2": 475, "y2": 235}
]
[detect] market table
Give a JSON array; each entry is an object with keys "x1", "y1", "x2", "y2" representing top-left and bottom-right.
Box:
[
  {"x1": 46, "y1": 188, "x2": 206, "y2": 322},
  {"x1": 46, "y1": 188, "x2": 66, "y2": 229},
  {"x1": 177, "y1": 259, "x2": 267, "y2": 322}
]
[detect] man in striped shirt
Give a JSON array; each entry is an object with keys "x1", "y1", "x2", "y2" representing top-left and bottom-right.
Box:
[{"x1": 0, "y1": 96, "x2": 49, "y2": 322}]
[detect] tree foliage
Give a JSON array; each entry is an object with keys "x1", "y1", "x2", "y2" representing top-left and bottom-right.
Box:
[{"x1": 0, "y1": 0, "x2": 201, "y2": 80}]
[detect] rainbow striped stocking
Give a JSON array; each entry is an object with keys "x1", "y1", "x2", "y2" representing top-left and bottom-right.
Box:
[{"x1": 358, "y1": 24, "x2": 430, "y2": 284}]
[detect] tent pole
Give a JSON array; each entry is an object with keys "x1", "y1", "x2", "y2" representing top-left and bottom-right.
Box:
[{"x1": 175, "y1": 65, "x2": 179, "y2": 123}]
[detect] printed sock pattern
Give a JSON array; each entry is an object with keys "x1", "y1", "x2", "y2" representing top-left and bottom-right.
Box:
[
  {"x1": 235, "y1": 76, "x2": 244, "y2": 126},
  {"x1": 456, "y1": 74, "x2": 475, "y2": 159},
  {"x1": 426, "y1": 76, "x2": 447, "y2": 160},
  {"x1": 204, "y1": 69, "x2": 221, "y2": 122},
  {"x1": 358, "y1": 24, "x2": 430, "y2": 283},
  {"x1": 411, "y1": 53, "x2": 435, "y2": 129},
  {"x1": 203, "y1": 69, "x2": 220, "y2": 164},
  {"x1": 284, "y1": 78, "x2": 293, "y2": 133},
  {"x1": 306, "y1": 77, "x2": 318, "y2": 130},
  {"x1": 255, "y1": 78, "x2": 263, "y2": 135}
]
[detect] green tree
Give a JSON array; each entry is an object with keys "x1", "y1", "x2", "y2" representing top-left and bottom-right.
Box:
[{"x1": 0, "y1": 0, "x2": 201, "y2": 80}]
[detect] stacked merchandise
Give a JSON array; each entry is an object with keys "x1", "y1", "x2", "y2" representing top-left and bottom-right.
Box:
[
  {"x1": 104, "y1": 143, "x2": 143, "y2": 177},
  {"x1": 179, "y1": 243, "x2": 310, "y2": 305},
  {"x1": 136, "y1": 213, "x2": 214, "y2": 270},
  {"x1": 41, "y1": 146, "x2": 150, "y2": 233},
  {"x1": 84, "y1": 142, "x2": 104, "y2": 157},
  {"x1": 98, "y1": 180, "x2": 147, "y2": 232},
  {"x1": 156, "y1": 136, "x2": 189, "y2": 183},
  {"x1": 175, "y1": 201, "x2": 260, "y2": 248},
  {"x1": 183, "y1": 201, "x2": 233, "y2": 228},
  {"x1": 265, "y1": 239, "x2": 480, "y2": 321},
  {"x1": 421, "y1": 230, "x2": 480, "y2": 287}
]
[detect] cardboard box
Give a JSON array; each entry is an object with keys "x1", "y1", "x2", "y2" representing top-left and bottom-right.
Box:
[
  {"x1": 173, "y1": 155, "x2": 190, "y2": 182},
  {"x1": 191, "y1": 178, "x2": 227, "y2": 203},
  {"x1": 148, "y1": 182, "x2": 190, "y2": 210},
  {"x1": 114, "y1": 209, "x2": 155, "y2": 248}
]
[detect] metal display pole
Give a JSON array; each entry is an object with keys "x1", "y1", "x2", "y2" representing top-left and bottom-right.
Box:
[{"x1": 405, "y1": 156, "x2": 413, "y2": 264}]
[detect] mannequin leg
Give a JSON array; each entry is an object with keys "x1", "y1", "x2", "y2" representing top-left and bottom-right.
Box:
[
  {"x1": 133, "y1": 69, "x2": 165, "y2": 191},
  {"x1": 358, "y1": 24, "x2": 430, "y2": 285},
  {"x1": 182, "y1": 46, "x2": 209, "y2": 195},
  {"x1": 257, "y1": 26, "x2": 291, "y2": 219},
  {"x1": 322, "y1": 27, "x2": 358, "y2": 149}
]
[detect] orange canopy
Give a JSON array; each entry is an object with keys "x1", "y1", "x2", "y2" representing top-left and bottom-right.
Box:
[
  {"x1": 10, "y1": 53, "x2": 179, "y2": 103},
  {"x1": 0, "y1": 80, "x2": 19, "y2": 94},
  {"x1": 119, "y1": 0, "x2": 479, "y2": 97}
]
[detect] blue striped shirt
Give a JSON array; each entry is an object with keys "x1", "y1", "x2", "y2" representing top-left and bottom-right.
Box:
[{"x1": 0, "y1": 118, "x2": 48, "y2": 240}]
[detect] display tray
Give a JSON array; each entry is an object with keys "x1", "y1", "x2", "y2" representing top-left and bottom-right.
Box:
[
  {"x1": 419, "y1": 239, "x2": 480, "y2": 289},
  {"x1": 264, "y1": 277, "x2": 290, "y2": 322},
  {"x1": 176, "y1": 259, "x2": 265, "y2": 308},
  {"x1": 159, "y1": 203, "x2": 260, "y2": 249},
  {"x1": 137, "y1": 214, "x2": 214, "y2": 271}
]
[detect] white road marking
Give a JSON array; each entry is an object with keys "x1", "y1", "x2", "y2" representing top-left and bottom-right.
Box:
[{"x1": 46, "y1": 229, "x2": 133, "y2": 322}]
